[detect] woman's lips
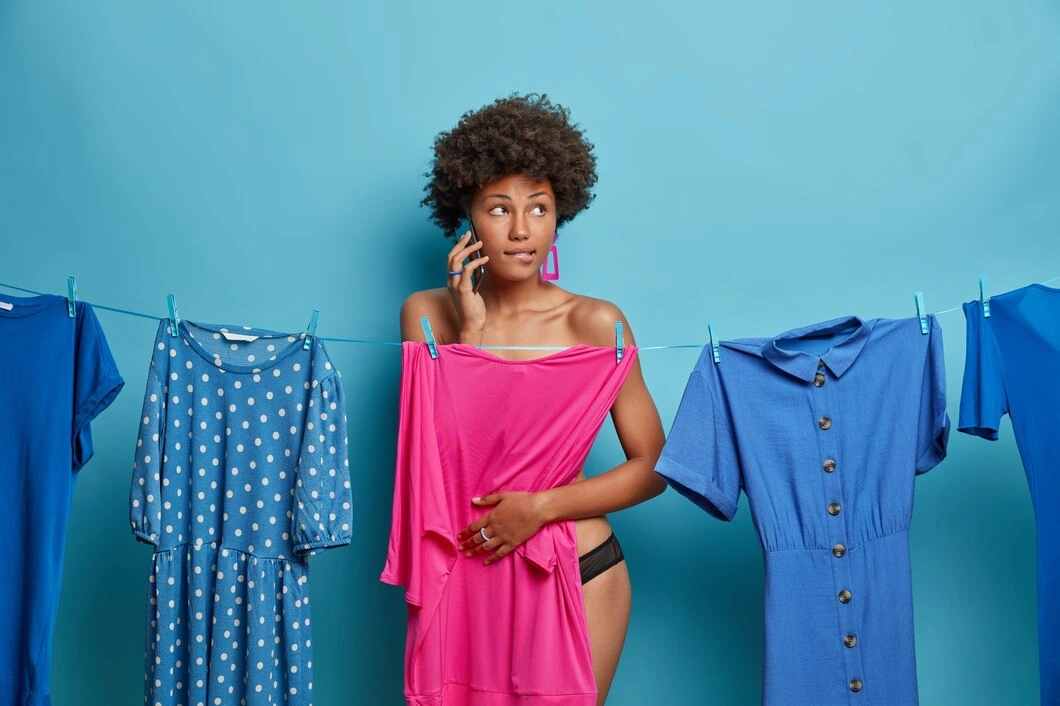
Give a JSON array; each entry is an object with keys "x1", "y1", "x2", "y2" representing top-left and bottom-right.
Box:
[{"x1": 504, "y1": 249, "x2": 536, "y2": 264}]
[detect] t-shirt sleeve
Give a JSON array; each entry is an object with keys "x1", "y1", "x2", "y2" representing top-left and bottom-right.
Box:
[
  {"x1": 915, "y1": 315, "x2": 951, "y2": 474},
  {"x1": 72, "y1": 302, "x2": 125, "y2": 471},
  {"x1": 291, "y1": 372, "x2": 352, "y2": 557},
  {"x1": 380, "y1": 346, "x2": 417, "y2": 594},
  {"x1": 655, "y1": 355, "x2": 742, "y2": 521},
  {"x1": 130, "y1": 358, "x2": 165, "y2": 545},
  {"x1": 380, "y1": 343, "x2": 455, "y2": 607},
  {"x1": 958, "y1": 301, "x2": 1009, "y2": 441}
]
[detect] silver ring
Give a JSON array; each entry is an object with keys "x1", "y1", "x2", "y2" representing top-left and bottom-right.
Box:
[
  {"x1": 480, "y1": 528, "x2": 491, "y2": 543},
  {"x1": 448, "y1": 270, "x2": 463, "y2": 276}
]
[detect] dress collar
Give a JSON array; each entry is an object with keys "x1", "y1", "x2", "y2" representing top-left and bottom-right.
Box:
[{"x1": 761, "y1": 316, "x2": 871, "y2": 382}]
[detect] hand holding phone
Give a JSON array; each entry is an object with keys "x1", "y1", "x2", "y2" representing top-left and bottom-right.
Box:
[
  {"x1": 445, "y1": 223, "x2": 489, "y2": 343},
  {"x1": 464, "y1": 210, "x2": 488, "y2": 293}
]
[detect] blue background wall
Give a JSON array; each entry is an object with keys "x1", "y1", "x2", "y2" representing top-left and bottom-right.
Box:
[{"x1": 2, "y1": 2, "x2": 1058, "y2": 704}]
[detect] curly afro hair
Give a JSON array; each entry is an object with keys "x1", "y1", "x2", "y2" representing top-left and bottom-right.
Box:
[{"x1": 421, "y1": 93, "x2": 598, "y2": 236}]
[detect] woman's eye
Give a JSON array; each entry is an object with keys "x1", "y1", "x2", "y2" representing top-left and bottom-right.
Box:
[
  {"x1": 488, "y1": 206, "x2": 506, "y2": 216},
  {"x1": 530, "y1": 205, "x2": 546, "y2": 216}
]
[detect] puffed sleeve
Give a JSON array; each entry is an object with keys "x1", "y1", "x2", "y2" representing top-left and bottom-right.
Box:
[
  {"x1": 655, "y1": 350, "x2": 743, "y2": 521},
  {"x1": 958, "y1": 301, "x2": 1009, "y2": 441},
  {"x1": 72, "y1": 302, "x2": 124, "y2": 470},
  {"x1": 130, "y1": 354, "x2": 165, "y2": 546},
  {"x1": 292, "y1": 372, "x2": 352, "y2": 557},
  {"x1": 915, "y1": 315, "x2": 951, "y2": 474}
]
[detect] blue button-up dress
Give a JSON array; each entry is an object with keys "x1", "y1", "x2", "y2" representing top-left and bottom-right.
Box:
[
  {"x1": 960, "y1": 284, "x2": 1060, "y2": 705},
  {"x1": 657, "y1": 315, "x2": 950, "y2": 705}
]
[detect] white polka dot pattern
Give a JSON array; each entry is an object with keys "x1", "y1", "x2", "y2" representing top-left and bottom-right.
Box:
[{"x1": 130, "y1": 321, "x2": 351, "y2": 705}]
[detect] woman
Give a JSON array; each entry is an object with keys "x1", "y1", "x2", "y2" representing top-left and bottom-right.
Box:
[{"x1": 394, "y1": 94, "x2": 665, "y2": 704}]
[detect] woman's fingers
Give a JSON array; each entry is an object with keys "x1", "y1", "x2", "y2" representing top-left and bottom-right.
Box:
[
  {"x1": 469, "y1": 531, "x2": 502, "y2": 556},
  {"x1": 456, "y1": 521, "x2": 513, "y2": 563},
  {"x1": 460, "y1": 526, "x2": 495, "y2": 554},
  {"x1": 446, "y1": 231, "x2": 472, "y2": 262},
  {"x1": 447, "y1": 235, "x2": 486, "y2": 293},
  {"x1": 450, "y1": 247, "x2": 484, "y2": 281},
  {"x1": 483, "y1": 544, "x2": 514, "y2": 565},
  {"x1": 457, "y1": 256, "x2": 488, "y2": 291},
  {"x1": 447, "y1": 235, "x2": 483, "y2": 273},
  {"x1": 457, "y1": 518, "x2": 490, "y2": 549}
]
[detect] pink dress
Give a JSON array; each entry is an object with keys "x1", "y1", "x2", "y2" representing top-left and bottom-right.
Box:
[{"x1": 381, "y1": 341, "x2": 637, "y2": 705}]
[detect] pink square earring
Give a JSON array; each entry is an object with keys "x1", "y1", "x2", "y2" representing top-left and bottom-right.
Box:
[{"x1": 541, "y1": 232, "x2": 560, "y2": 281}]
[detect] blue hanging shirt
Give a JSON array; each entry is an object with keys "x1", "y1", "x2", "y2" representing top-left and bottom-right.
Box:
[
  {"x1": 656, "y1": 315, "x2": 949, "y2": 706},
  {"x1": 959, "y1": 284, "x2": 1060, "y2": 705},
  {"x1": 0, "y1": 293, "x2": 124, "y2": 706},
  {"x1": 130, "y1": 319, "x2": 352, "y2": 706}
]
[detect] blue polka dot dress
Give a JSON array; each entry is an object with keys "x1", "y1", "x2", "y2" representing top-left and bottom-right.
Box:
[{"x1": 130, "y1": 319, "x2": 351, "y2": 706}]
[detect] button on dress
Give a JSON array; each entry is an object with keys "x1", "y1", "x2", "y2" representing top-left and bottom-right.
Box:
[
  {"x1": 657, "y1": 316, "x2": 950, "y2": 705},
  {"x1": 130, "y1": 320, "x2": 351, "y2": 706},
  {"x1": 959, "y1": 284, "x2": 1060, "y2": 704}
]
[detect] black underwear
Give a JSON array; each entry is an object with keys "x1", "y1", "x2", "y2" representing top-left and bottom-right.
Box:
[{"x1": 578, "y1": 532, "x2": 625, "y2": 585}]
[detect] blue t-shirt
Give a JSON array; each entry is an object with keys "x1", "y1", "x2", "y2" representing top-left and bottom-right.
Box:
[
  {"x1": 657, "y1": 315, "x2": 949, "y2": 706},
  {"x1": 0, "y1": 293, "x2": 124, "y2": 706},
  {"x1": 130, "y1": 319, "x2": 351, "y2": 706},
  {"x1": 959, "y1": 284, "x2": 1060, "y2": 705}
]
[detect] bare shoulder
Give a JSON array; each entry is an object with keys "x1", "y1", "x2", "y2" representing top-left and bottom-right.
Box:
[
  {"x1": 568, "y1": 295, "x2": 635, "y2": 347},
  {"x1": 400, "y1": 288, "x2": 458, "y2": 342}
]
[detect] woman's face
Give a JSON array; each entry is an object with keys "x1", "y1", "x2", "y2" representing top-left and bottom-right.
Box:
[{"x1": 468, "y1": 175, "x2": 557, "y2": 285}]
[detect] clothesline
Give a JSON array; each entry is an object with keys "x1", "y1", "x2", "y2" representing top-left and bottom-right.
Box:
[{"x1": 2, "y1": 276, "x2": 1059, "y2": 352}]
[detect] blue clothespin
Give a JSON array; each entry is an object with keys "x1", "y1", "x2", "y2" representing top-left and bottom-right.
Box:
[
  {"x1": 303, "y1": 309, "x2": 319, "y2": 351},
  {"x1": 979, "y1": 275, "x2": 991, "y2": 318},
  {"x1": 421, "y1": 316, "x2": 438, "y2": 359},
  {"x1": 167, "y1": 294, "x2": 180, "y2": 336},
  {"x1": 914, "y1": 291, "x2": 928, "y2": 334},
  {"x1": 708, "y1": 321, "x2": 721, "y2": 363},
  {"x1": 66, "y1": 275, "x2": 76, "y2": 317},
  {"x1": 615, "y1": 321, "x2": 624, "y2": 363}
]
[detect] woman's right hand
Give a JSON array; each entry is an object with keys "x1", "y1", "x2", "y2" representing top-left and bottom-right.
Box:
[{"x1": 447, "y1": 231, "x2": 489, "y2": 343}]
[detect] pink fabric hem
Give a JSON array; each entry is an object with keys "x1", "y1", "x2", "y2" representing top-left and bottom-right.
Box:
[{"x1": 406, "y1": 683, "x2": 597, "y2": 706}]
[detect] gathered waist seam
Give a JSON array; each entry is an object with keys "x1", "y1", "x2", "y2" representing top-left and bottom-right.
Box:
[
  {"x1": 150, "y1": 541, "x2": 295, "y2": 562},
  {"x1": 764, "y1": 528, "x2": 909, "y2": 555}
]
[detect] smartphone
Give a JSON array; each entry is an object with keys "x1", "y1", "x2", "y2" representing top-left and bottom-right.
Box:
[{"x1": 464, "y1": 210, "x2": 488, "y2": 292}]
